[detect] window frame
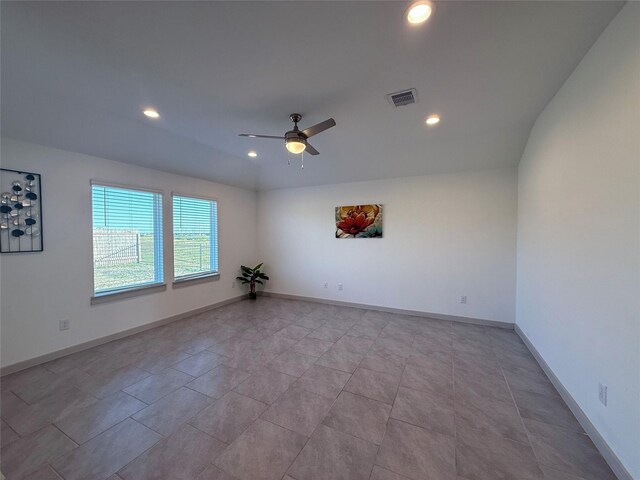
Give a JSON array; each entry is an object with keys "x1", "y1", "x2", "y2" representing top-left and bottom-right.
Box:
[
  {"x1": 90, "y1": 180, "x2": 165, "y2": 302},
  {"x1": 171, "y1": 192, "x2": 219, "y2": 284}
]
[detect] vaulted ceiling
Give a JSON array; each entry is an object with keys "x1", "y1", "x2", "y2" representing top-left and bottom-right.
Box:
[{"x1": 1, "y1": 1, "x2": 623, "y2": 190}]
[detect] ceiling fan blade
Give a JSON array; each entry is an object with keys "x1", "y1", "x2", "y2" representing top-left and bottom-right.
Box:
[
  {"x1": 239, "y1": 134, "x2": 285, "y2": 139},
  {"x1": 302, "y1": 118, "x2": 336, "y2": 138},
  {"x1": 305, "y1": 143, "x2": 319, "y2": 155}
]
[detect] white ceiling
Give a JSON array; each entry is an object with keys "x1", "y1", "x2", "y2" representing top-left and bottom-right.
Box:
[{"x1": 1, "y1": 1, "x2": 623, "y2": 191}]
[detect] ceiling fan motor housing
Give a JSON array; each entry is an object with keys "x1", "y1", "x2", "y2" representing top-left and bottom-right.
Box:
[{"x1": 285, "y1": 130, "x2": 307, "y2": 147}]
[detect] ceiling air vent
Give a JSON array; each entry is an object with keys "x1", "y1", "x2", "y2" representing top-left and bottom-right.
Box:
[{"x1": 386, "y1": 88, "x2": 418, "y2": 107}]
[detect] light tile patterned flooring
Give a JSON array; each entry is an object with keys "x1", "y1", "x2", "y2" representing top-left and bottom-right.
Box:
[{"x1": 0, "y1": 298, "x2": 616, "y2": 480}]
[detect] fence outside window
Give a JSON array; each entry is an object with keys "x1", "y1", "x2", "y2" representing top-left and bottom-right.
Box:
[
  {"x1": 93, "y1": 229, "x2": 141, "y2": 266},
  {"x1": 173, "y1": 234, "x2": 212, "y2": 276},
  {"x1": 92, "y1": 229, "x2": 211, "y2": 287},
  {"x1": 173, "y1": 195, "x2": 218, "y2": 279}
]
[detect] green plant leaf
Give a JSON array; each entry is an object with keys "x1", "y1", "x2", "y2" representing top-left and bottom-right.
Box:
[
  {"x1": 255, "y1": 280, "x2": 263, "y2": 284},
  {"x1": 238, "y1": 263, "x2": 268, "y2": 284}
]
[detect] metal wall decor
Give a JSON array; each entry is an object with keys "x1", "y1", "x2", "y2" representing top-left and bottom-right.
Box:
[{"x1": 0, "y1": 169, "x2": 43, "y2": 253}]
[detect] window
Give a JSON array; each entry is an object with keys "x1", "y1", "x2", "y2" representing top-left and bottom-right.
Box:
[
  {"x1": 173, "y1": 194, "x2": 218, "y2": 280},
  {"x1": 92, "y1": 184, "x2": 163, "y2": 295}
]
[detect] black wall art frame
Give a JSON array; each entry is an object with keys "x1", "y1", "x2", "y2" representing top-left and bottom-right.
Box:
[{"x1": 0, "y1": 168, "x2": 44, "y2": 253}]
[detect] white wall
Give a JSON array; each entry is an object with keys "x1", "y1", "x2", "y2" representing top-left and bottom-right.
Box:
[
  {"x1": 0, "y1": 138, "x2": 258, "y2": 368},
  {"x1": 516, "y1": 3, "x2": 640, "y2": 478},
  {"x1": 258, "y1": 168, "x2": 517, "y2": 324}
]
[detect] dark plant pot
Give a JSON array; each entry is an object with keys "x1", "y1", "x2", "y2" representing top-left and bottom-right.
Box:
[{"x1": 249, "y1": 291, "x2": 257, "y2": 300}]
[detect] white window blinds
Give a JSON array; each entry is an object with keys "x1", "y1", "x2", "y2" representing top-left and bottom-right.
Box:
[
  {"x1": 172, "y1": 195, "x2": 218, "y2": 279},
  {"x1": 91, "y1": 184, "x2": 163, "y2": 294}
]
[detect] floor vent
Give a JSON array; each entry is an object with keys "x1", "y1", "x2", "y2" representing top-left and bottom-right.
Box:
[{"x1": 386, "y1": 88, "x2": 418, "y2": 107}]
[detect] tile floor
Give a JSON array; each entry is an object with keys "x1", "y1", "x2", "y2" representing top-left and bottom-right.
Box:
[{"x1": 0, "y1": 298, "x2": 617, "y2": 480}]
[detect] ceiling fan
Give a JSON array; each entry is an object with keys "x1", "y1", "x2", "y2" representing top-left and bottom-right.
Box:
[{"x1": 239, "y1": 113, "x2": 336, "y2": 156}]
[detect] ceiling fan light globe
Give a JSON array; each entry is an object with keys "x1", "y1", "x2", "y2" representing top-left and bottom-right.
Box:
[{"x1": 285, "y1": 138, "x2": 306, "y2": 154}]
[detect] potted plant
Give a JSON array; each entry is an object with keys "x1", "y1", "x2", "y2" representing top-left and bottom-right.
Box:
[{"x1": 236, "y1": 263, "x2": 269, "y2": 300}]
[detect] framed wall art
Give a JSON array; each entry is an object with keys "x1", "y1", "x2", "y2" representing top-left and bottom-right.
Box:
[
  {"x1": 0, "y1": 168, "x2": 43, "y2": 253},
  {"x1": 335, "y1": 204, "x2": 383, "y2": 238}
]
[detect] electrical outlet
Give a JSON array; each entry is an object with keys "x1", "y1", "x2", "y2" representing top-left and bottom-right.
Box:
[
  {"x1": 323, "y1": 282, "x2": 328, "y2": 289},
  {"x1": 232, "y1": 281, "x2": 236, "y2": 288},
  {"x1": 599, "y1": 383, "x2": 608, "y2": 406},
  {"x1": 460, "y1": 295, "x2": 467, "y2": 304},
  {"x1": 59, "y1": 319, "x2": 70, "y2": 331},
  {"x1": 338, "y1": 283, "x2": 343, "y2": 291}
]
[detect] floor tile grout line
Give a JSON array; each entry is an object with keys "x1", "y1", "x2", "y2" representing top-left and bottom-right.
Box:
[
  {"x1": 47, "y1": 461, "x2": 66, "y2": 479},
  {"x1": 16, "y1": 423, "x2": 80, "y2": 480},
  {"x1": 109, "y1": 417, "x2": 168, "y2": 478},
  {"x1": 0, "y1": 419, "x2": 22, "y2": 445},
  {"x1": 42, "y1": 421, "x2": 115, "y2": 480},
  {"x1": 280, "y1": 328, "x2": 380, "y2": 479},
  {"x1": 360, "y1": 322, "x2": 396, "y2": 479},
  {"x1": 498, "y1": 341, "x2": 600, "y2": 473},
  {"x1": 338, "y1": 388, "x2": 396, "y2": 408},
  {"x1": 187, "y1": 392, "x2": 268, "y2": 446},
  {"x1": 492, "y1": 332, "x2": 546, "y2": 474},
  {"x1": 133, "y1": 388, "x2": 214, "y2": 438},
  {"x1": 452, "y1": 327, "x2": 460, "y2": 477},
  {"x1": 368, "y1": 327, "x2": 409, "y2": 480},
  {"x1": 454, "y1": 327, "x2": 552, "y2": 468},
  {"x1": 0, "y1": 420, "x2": 56, "y2": 448},
  {"x1": 254, "y1": 370, "x2": 335, "y2": 478},
  {"x1": 454, "y1": 334, "x2": 549, "y2": 450}
]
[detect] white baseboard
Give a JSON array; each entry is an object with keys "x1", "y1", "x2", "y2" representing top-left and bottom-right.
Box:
[
  {"x1": 514, "y1": 324, "x2": 632, "y2": 480},
  {"x1": 0, "y1": 294, "x2": 246, "y2": 377},
  {"x1": 262, "y1": 291, "x2": 514, "y2": 329}
]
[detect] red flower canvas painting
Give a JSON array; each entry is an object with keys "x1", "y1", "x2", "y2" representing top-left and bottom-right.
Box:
[{"x1": 335, "y1": 204, "x2": 383, "y2": 238}]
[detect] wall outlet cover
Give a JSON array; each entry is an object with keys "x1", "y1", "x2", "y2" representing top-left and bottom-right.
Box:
[{"x1": 59, "y1": 319, "x2": 70, "y2": 331}]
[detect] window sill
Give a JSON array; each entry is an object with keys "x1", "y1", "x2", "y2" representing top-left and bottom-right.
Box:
[
  {"x1": 91, "y1": 282, "x2": 167, "y2": 305},
  {"x1": 173, "y1": 272, "x2": 220, "y2": 288}
]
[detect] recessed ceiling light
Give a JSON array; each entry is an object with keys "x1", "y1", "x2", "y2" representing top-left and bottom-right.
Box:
[
  {"x1": 247, "y1": 151, "x2": 258, "y2": 158},
  {"x1": 143, "y1": 108, "x2": 160, "y2": 118},
  {"x1": 426, "y1": 114, "x2": 440, "y2": 125},
  {"x1": 406, "y1": 1, "x2": 434, "y2": 25}
]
